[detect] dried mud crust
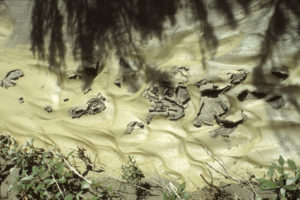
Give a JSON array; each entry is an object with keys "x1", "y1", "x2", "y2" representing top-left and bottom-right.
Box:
[
  {"x1": 140, "y1": 66, "x2": 287, "y2": 137},
  {"x1": 142, "y1": 68, "x2": 252, "y2": 137},
  {"x1": 124, "y1": 121, "x2": 145, "y2": 134},
  {"x1": 143, "y1": 85, "x2": 190, "y2": 124},
  {"x1": 228, "y1": 69, "x2": 248, "y2": 85},
  {"x1": 210, "y1": 110, "x2": 247, "y2": 138},
  {"x1": 68, "y1": 93, "x2": 106, "y2": 118},
  {"x1": 0, "y1": 69, "x2": 24, "y2": 88},
  {"x1": 192, "y1": 70, "x2": 248, "y2": 137},
  {"x1": 193, "y1": 95, "x2": 230, "y2": 127},
  {"x1": 271, "y1": 65, "x2": 289, "y2": 80}
]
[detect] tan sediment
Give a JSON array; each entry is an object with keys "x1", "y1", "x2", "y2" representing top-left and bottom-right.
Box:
[{"x1": 1, "y1": 0, "x2": 300, "y2": 192}]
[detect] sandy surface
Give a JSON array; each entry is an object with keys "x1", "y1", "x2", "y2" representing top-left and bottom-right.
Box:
[{"x1": 1, "y1": 0, "x2": 300, "y2": 191}]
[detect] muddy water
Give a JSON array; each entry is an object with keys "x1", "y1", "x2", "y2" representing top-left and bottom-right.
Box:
[{"x1": 1, "y1": 0, "x2": 300, "y2": 191}]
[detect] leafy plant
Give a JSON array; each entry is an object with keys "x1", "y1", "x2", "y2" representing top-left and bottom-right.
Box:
[
  {"x1": 257, "y1": 155, "x2": 300, "y2": 200},
  {"x1": 0, "y1": 135, "x2": 119, "y2": 200},
  {"x1": 163, "y1": 182, "x2": 192, "y2": 200},
  {"x1": 121, "y1": 156, "x2": 145, "y2": 186}
]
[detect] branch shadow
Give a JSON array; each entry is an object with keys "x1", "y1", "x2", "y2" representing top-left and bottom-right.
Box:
[
  {"x1": 31, "y1": 0, "x2": 66, "y2": 77},
  {"x1": 252, "y1": 0, "x2": 300, "y2": 155},
  {"x1": 31, "y1": 0, "x2": 250, "y2": 88}
]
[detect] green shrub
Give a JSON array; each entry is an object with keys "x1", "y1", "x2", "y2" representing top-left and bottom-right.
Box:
[
  {"x1": 0, "y1": 135, "x2": 119, "y2": 200},
  {"x1": 257, "y1": 155, "x2": 300, "y2": 200}
]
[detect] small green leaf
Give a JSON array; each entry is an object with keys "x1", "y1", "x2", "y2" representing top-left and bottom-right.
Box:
[
  {"x1": 267, "y1": 167, "x2": 274, "y2": 178},
  {"x1": 271, "y1": 162, "x2": 279, "y2": 169},
  {"x1": 280, "y1": 188, "x2": 286, "y2": 197},
  {"x1": 43, "y1": 178, "x2": 53, "y2": 184},
  {"x1": 20, "y1": 175, "x2": 34, "y2": 181},
  {"x1": 279, "y1": 175, "x2": 285, "y2": 187},
  {"x1": 56, "y1": 162, "x2": 64, "y2": 175},
  {"x1": 260, "y1": 181, "x2": 278, "y2": 189},
  {"x1": 177, "y1": 182, "x2": 186, "y2": 193},
  {"x1": 45, "y1": 179, "x2": 55, "y2": 188},
  {"x1": 7, "y1": 185, "x2": 13, "y2": 192},
  {"x1": 76, "y1": 191, "x2": 83, "y2": 200},
  {"x1": 287, "y1": 159, "x2": 297, "y2": 170},
  {"x1": 284, "y1": 185, "x2": 297, "y2": 191},
  {"x1": 66, "y1": 150, "x2": 74, "y2": 158},
  {"x1": 64, "y1": 194, "x2": 73, "y2": 200},
  {"x1": 65, "y1": 171, "x2": 73, "y2": 178},
  {"x1": 26, "y1": 137, "x2": 35, "y2": 146},
  {"x1": 35, "y1": 183, "x2": 43, "y2": 191},
  {"x1": 55, "y1": 192, "x2": 61, "y2": 199},
  {"x1": 32, "y1": 166, "x2": 38, "y2": 176},
  {"x1": 49, "y1": 160, "x2": 55, "y2": 168},
  {"x1": 257, "y1": 178, "x2": 269, "y2": 184},
  {"x1": 81, "y1": 181, "x2": 91, "y2": 189},
  {"x1": 20, "y1": 184, "x2": 26, "y2": 190},
  {"x1": 26, "y1": 181, "x2": 36, "y2": 190},
  {"x1": 182, "y1": 192, "x2": 192, "y2": 199},
  {"x1": 59, "y1": 176, "x2": 66, "y2": 184},
  {"x1": 278, "y1": 167, "x2": 284, "y2": 175},
  {"x1": 171, "y1": 193, "x2": 176, "y2": 200},
  {"x1": 21, "y1": 169, "x2": 28, "y2": 176},
  {"x1": 286, "y1": 175, "x2": 298, "y2": 185},
  {"x1": 278, "y1": 155, "x2": 284, "y2": 167}
]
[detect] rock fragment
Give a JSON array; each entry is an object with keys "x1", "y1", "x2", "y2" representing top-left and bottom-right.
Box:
[
  {"x1": 209, "y1": 127, "x2": 236, "y2": 138},
  {"x1": 68, "y1": 94, "x2": 106, "y2": 118},
  {"x1": 83, "y1": 88, "x2": 92, "y2": 94},
  {"x1": 229, "y1": 69, "x2": 248, "y2": 85},
  {"x1": 237, "y1": 89, "x2": 267, "y2": 101},
  {"x1": 194, "y1": 79, "x2": 231, "y2": 128},
  {"x1": 68, "y1": 73, "x2": 79, "y2": 79},
  {"x1": 1, "y1": 69, "x2": 24, "y2": 88},
  {"x1": 193, "y1": 96, "x2": 229, "y2": 127},
  {"x1": 114, "y1": 78, "x2": 121, "y2": 88},
  {"x1": 163, "y1": 87, "x2": 174, "y2": 97},
  {"x1": 271, "y1": 66, "x2": 289, "y2": 80},
  {"x1": 196, "y1": 79, "x2": 230, "y2": 97},
  {"x1": 143, "y1": 86, "x2": 159, "y2": 101},
  {"x1": 196, "y1": 79, "x2": 216, "y2": 92},
  {"x1": 145, "y1": 85, "x2": 190, "y2": 124},
  {"x1": 19, "y1": 97, "x2": 24, "y2": 103},
  {"x1": 146, "y1": 97, "x2": 185, "y2": 124},
  {"x1": 44, "y1": 105, "x2": 53, "y2": 113},
  {"x1": 215, "y1": 110, "x2": 246, "y2": 126},
  {"x1": 124, "y1": 121, "x2": 144, "y2": 134},
  {"x1": 265, "y1": 94, "x2": 284, "y2": 109},
  {"x1": 175, "y1": 86, "x2": 190, "y2": 105},
  {"x1": 173, "y1": 66, "x2": 189, "y2": 84},
  {"x1": 210, "y1": 110, "x2": 247, "y2": 138}
]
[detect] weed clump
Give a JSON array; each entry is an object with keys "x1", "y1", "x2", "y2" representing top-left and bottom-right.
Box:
[
  {"x1": 257, "y1": 155, "x2": 300, "y2": 200},
  {"x1": 121, "y1": 155, "x2": 145, "y2": 186},
  {"x1": 0, "y1": 135, "x2": 118, "y2": 200}
]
